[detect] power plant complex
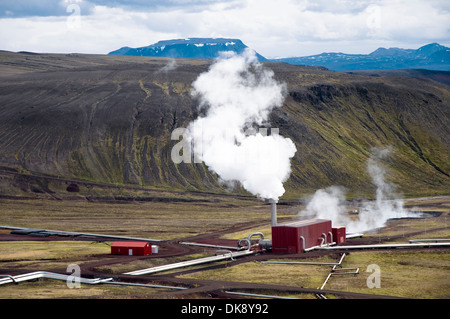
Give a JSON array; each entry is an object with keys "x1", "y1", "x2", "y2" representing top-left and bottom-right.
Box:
[{"x1": 268, "y1": 199, "x2": 346, "y2": 253}]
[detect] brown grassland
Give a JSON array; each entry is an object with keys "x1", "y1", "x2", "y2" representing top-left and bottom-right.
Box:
[{"x1": 0, "y1": 195, "x2": 448, "y2": 299}]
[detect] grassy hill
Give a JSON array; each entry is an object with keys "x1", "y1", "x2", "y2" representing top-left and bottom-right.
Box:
[{"x1": 0, "y1": 51, "x2": 449, "y2": 199}]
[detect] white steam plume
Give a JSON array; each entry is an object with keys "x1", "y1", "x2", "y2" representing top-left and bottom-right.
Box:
[
  {"x1": 186, "y1": 49, "x2": 297, "y2": 200},
  {"x1": 301, "y1": 186, "x2": 350, "y2": 226},
  {"x1": 300, "y1": 147, "x2": 415, "y2": 233},
  {"x1": 350, "y1": 147, "x2": 414, "y2": 232},
  {"x1": 156, "y1": 58, "x2": 177, "y2": 73}
]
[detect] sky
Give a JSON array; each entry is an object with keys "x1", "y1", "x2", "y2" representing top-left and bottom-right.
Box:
[{"x1": 0, "y1": 0, "x2": 449, "y2": 58}]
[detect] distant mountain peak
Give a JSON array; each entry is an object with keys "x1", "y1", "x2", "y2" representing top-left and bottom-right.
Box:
[
  {"x1": 415, "y1": 43, "x2": 447, "y2": 56},
  {"x1": 152, "y1": 38, "x2": 242, "y2": 46},
  {"x1": 369, "y1": 47, "x2": 413, "y2": 57},
  {"x1": 270, "y1": 43, "x2": 450, "y2": 71},
  {"x1": 108, "y1": 38, "x2": 267, "y2": 61}
]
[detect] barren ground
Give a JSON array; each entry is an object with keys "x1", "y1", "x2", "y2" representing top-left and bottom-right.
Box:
[{"x1": 0, "y1": 195, "x2": 448, "y2": 299}]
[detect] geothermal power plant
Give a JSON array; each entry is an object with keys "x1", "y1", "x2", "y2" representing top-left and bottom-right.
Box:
[
  {"x1": 1, "y1": 195, "x2": 450, "y2": 300},
  {"x1": 268, "y1": 200, "x2": 346, "y2": 253},
  {"x1": 0, "y1": 49, "x2": 449, "y2": 301}
]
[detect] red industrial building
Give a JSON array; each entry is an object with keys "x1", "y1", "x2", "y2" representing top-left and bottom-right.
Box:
[
  {"x1": 272, "y1": 219, "x2": 345, "y2": 253},
  {"x1": 332, "y1": 226, "x2": 346, "y2": 244},
  {"x1": 111, "y1": 241, "x2": 152, "y2": 256}
]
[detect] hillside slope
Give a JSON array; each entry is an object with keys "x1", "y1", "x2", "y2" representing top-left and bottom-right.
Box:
[{"x1": 0, "y1": 51, "x2": 449, "y2": 199}]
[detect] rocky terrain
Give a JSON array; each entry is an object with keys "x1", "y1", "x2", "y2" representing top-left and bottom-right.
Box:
[{"x1": 0, "y1": 51, "x2": 449, "y2": 199}]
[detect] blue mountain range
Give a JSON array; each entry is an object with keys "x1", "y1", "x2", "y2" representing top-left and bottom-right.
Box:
[
  {"x1": 109, "y1": 39, "x2": 450, "y2": 71},
  {"x1": 109, "y1": 38, "x2": 267, "y2": 61},
  {"x1": 272, "y1": 43, "x2": 450, "y2": 71}
]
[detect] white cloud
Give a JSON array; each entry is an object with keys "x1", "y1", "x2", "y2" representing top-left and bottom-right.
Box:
[
  {"x1": 0, "y1": 6, "x2": 179, "y2": 54},
  {"x1": 376, "y1": 0, "x2": 450, "y2": 41},
  {"x1": 0, "y1": 0, "x2": 449, "y2": 56}
]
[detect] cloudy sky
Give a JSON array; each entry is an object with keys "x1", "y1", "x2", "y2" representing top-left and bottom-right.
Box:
[{"x1": 0, "y1": 0, "x2": 449, "y2": 58}]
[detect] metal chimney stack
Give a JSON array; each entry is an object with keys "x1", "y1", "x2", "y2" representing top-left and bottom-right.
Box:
[{"x1": 269, "y1": 199, "x2": 278, "y2": 226}]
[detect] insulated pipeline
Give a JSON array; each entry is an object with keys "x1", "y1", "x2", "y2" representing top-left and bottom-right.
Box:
[{"x1": 238, "y1": 239, "x2": 251, "y2": 250}]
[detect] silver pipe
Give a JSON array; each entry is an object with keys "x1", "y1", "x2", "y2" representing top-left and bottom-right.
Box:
[
  {"x1": 321, "y1": 233, "x2": 327, "y2": 246},
  {"x1": 0, "y1": 225, "x2": 161, "y2": 242},
  {"x1": 0, "y1": 271, "x2": 186, "y2": 290},
  {"x1": 319, "y1": 273, "x2": 332, "y2": 290},
  {"x1": 337, "y1": 253, "x2": 346, "y2": 265},
  {"x1": 316, "y1": 242, "x2": 450, "y2": 250},
  {"x1": 333, "y1": 267, "x2": 359, "y2": 272},
  {"x1": 261, "y1": 261, "x2": 341, "y2": 266},
  {"x1": 319, "y1": 237, "x2": 325, "y2": 246},
  {"x1": 408, "y1": 239, "x2": 450, "y2": 243},
  {"x1": 318, "y1": 253, "x2": 346, "y2": 290},
  {"x1": 125, "y1": 250, "x2": 255, "y2": 276},
  {"x1": 330, "y1": 271, "x2": 359, "y2": 275},
  {"x1": 261, "y1": 253, "x2": 346, "y2": 266},
  {"x1": 225, "y1": 291, "x2": 298, "y2": 299},
  {"x1": 101, "y1": 281, "x2": 187, "y2": 290},
  {"x1": 0, "y1": 275, "x2": 18, "y2": 285},
  {"x1": 299, "y1": 236, "x2": 305, "y2": 252},
  {"x1": 0, "y1": 271, "x2": 113, "y2": 286},
  {"x1": 247, "y1": 232, "x2": 264, "y2": 242},
  {"x1": 238, "y1": 239, "x2": 251, "y2": 250},
  {"x1": 328, "y1": 232, "x2": 333, "y2": 244},
  {"x1": 346, "y1": 233, "x2": 364, "y2": 239},
  {"x1": 215, "y1": 249, "x2": 235, "y2": 261},
  {"x1": 179, "y1": 241, "x2": 243, "y2": 251}
]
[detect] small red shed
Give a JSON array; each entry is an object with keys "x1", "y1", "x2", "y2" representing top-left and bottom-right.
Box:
[
  {"x1": 332, "y1": 226, "x2": 346, "y2": 244},
  {"x1": 272, "y1": 219, "x2": 332, "y2": 253},
  {"x1": 111, "y1": 241, "x2": 152, "y2": 256}
]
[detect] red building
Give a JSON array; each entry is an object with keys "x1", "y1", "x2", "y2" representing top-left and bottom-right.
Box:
[
  {"x1": 272, "y1": 219, "x2": 332, "y2": 253},
  {"x1": 111, "y1": 241, "x2": 152, "y2": 256},
  {"x1": 332, "y1": 226, "x2": 346, "y2": 244}
]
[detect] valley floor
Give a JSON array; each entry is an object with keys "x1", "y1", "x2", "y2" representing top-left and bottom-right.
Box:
[{"x1": 0, "y1": 195, "x2": 448, "y2": 300}]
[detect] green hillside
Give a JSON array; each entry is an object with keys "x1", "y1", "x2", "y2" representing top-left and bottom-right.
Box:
[{"x1": 0, "y1": 51, "x2": 449, "y2": 199}]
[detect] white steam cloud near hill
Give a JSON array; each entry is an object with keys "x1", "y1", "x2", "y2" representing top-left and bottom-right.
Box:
[
  {"x1": 186, "y1": 49, "x2": 296, "y2": 201},
  {"x1": 300, "y1": 147, "x2": 416, "y2": 233}
]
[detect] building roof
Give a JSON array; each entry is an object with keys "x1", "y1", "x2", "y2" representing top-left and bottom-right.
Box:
[
  {"x1": 275, "y1": 218, "x2": 331, "y2": 228},
  {"x1": 111, "y1": 241, "x2": 149, "y2": 248}
]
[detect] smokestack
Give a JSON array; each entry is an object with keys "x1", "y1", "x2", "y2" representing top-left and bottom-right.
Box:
[{"x1": 269, "y1": 199, "x2": 278, "y2": 226}]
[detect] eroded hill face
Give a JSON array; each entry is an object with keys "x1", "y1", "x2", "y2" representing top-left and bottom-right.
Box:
[{"x1": 0, "y1": 51, "x2": 449, "y2": 198}]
